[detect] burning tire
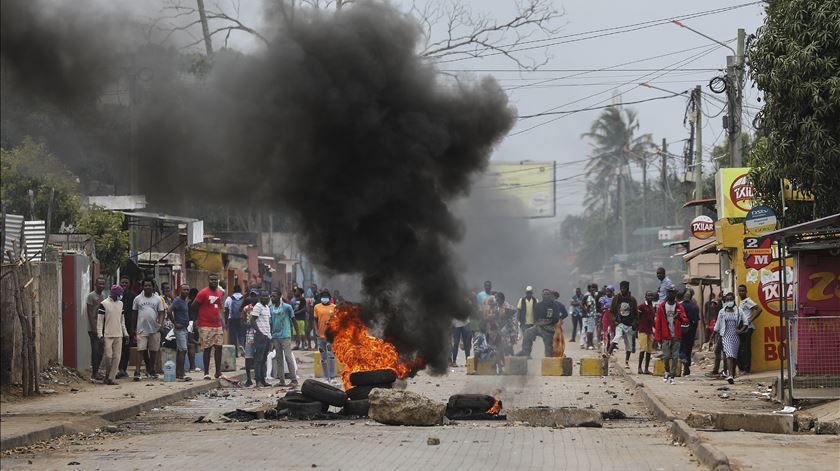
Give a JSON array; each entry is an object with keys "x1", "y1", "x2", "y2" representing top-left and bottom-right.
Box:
[
  {"x1": 346, "y1": 383, "x2": 393, "y2": 401},
  {"x1": 276, "y1": 397, "x2": 323, "y2": 417},
  {"x1": 447, "y1": 394, "x2": 496, "y2": 411},
  {"x1": 341, "y1": 399, "x2": 370, "y2": 417},
  {"x1": 301, "y1": 379, "x2": 347, "y2": 407},
  {"x1": 349, "y1": 369, "x2": 397, "y2": 386}
]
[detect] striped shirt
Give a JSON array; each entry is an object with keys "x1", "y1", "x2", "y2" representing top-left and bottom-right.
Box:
[{"x1": 250, "y1": 303, "x2": 271, "y2": 337}]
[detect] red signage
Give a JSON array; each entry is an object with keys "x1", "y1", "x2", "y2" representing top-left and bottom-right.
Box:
[
  {"x1": 690, "y1": 215, "x2": 714, "y2": 239},
  {"x1": 757, "y1": 264, "x2": 794, "y2": 317},
  {"x1": 729, "y1": 173, "x2": 755, "y2": 212},
  {"x1": 795, "y1": 253, "x2": 840, "y2": 374},
  {"x1": 744, "y1": 237, "x2": 772, "y2": 270}
]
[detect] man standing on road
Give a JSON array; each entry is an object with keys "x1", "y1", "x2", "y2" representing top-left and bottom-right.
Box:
[
  {"x1": 291, "y1": 287, "x2": 308, "y2": 350},
  {"x1": 516, "y1": 286, "x2": 537, "y2": 341},
  {"x1": 607, "y1": 281, "x2": 638, "y2": 369},
  {"x1": 636, "y1": 291, "x2": 656, "y2": 374},
  {"x1": 132, "y1": 279, "x2": 164, "y2": 381},
  {"x1": 516, "y1": 289, "x2": 568, "y2": 358},
  {"x1": 117, "y1": 275, "x2": 136, "y2": 379},
  {"x1": 655, "y1": 287, "x2": 688, "y2": 384},
  {"x1": 477, "y1": 281, "x2": 493, "y2": 314},
  {"x1": 97, "y1": 284, "x2": 128, "y2": 385},
  {"x1": 86, "y1": 276, "x2": 107, "y2": 381},
  {"x1": 192, "y1": 274, "x2": 225, "y2": 380},
  {"x1": 736, "y1": 284, "x2": 762, "y2": 374},
  {"x1": 680, "y1": 289, "x2": 700, "y2": 376},
  {"x1": 656, "y1": 267, "x2": 675, "y2": 303},
  {"x1": 168, "y1": 283, "x2": 192, "y2": 381},
  {"x1": 569, "y1": 287, "x2": 584, "y2": 343},
  {"x1": 270, "y1": 290, "x2": 297, "y2": 386},
  {"x1": 249, "y1": 289, "x2": 272, "y2": 387},
  {"x1": 224, "y1": 284, "x2": 245, "y2": 356},
  {"x1": 314, "y1": 290, "x2": 338, "y2": 384},
  {"x1": 582, "y1": 283, "x2": 599, "y2": 350}
]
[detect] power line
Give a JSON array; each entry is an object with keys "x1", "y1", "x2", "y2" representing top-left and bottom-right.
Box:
[
  {"x1": 518, "y1": 93, "x2": 686, "y2": 119},
  {"x1": 435, "y1": 2, "x2": 761, "y2": 63},
  {"x1": 444, "y1": 68, "x2": 719, "y2": 73}
]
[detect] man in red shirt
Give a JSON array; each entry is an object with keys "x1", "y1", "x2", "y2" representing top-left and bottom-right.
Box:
[
  {"x1": 655, "y1": 287, "x2": 688, "y2": 384},
  {"x1": 191, "y1": 274, "x2": 225, "y2": 379},
  {"x1": 636, "y1": 290, "x2": 656, "y2": 374}
]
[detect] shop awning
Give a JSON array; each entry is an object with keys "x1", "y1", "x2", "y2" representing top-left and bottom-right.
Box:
[{"x1": 683, "y1": 239, "x2": 717, "y2": 261}]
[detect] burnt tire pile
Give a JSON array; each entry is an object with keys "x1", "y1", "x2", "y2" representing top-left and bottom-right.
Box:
[
  {"x1": 276, "y1": 380, "x2": 346, "y2": 418},
  {"x1": 445, "y1": 394, "x2": 500, "y2": 419},
  {"x1": 341, "y1": 369, "x2": 398, "y2": 417}
]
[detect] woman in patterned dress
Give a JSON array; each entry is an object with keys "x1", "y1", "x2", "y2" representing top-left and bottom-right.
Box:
[{"x1": 713, "y1": 292, "x2": 744, "y2": 384}]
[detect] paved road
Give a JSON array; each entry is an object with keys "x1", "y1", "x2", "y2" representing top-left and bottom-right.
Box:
[{"x1": 1, "y1": 353, "x2": 703, "y2": 470}]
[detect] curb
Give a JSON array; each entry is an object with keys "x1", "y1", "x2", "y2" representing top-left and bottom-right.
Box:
[
  {"x1": 609, "y1": 357, "x2": 731, "y2": 471},
  {"x1": 1, "y1": 373, "x2": 245, "y2": 451}
]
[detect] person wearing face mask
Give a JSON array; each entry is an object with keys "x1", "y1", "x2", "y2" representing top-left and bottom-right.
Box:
[
  {"x1": 636, "y1": 291, "x2": 657, "y2": 374},
  {"x1": 714, "y1": 291, "x2": 744, "y2": 384},
  {"x1": 314, "y1": 290, "x2": 338, "y2": 384},
  {"x1": 655, "y1": 287, "x2": 688, "y2": 384}
]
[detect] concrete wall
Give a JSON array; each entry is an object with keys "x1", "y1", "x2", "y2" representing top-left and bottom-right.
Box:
[{"x1": 1, "y1": 262, "x2": 62, "y2": 388}]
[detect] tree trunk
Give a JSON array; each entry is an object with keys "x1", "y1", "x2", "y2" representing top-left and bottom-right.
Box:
[{"x1": 196, "y1": 0, "x2": 214, "y2": 57}]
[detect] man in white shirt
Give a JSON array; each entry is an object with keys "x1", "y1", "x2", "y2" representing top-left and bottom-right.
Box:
[
  {"x1": 132, "y1": 279, "x2": 164, "y2": 381},
  {"x1": 249, "y1": 289, "x2": 272, "y2": 387},
  {"x1": 736, "y1": 284, "x2": 763, "y2": 374}
]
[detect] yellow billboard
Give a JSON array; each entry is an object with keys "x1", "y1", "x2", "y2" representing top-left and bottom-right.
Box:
[
  {"x1": 486, "y1": 162, "x2": 555, "y2": 218},
  {"x1": 715, "y1": 167, "x2": 755, "y2": 219}
]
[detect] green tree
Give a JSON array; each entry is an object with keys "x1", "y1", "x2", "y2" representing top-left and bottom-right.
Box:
[
  {"x1": 0, "y1": 138, "x2": 81, "y2": 228},
  {"x1": 581, "y1": 107, "x2": 652, "y2": 214},
  {"x1": 748, "y1": 0, "x2": 840, "y2": 224},
  {"x1": 75, "y1": 207, "x2": 129, "y2": 278}
]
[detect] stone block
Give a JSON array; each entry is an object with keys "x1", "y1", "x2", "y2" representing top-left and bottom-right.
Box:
[
  {"x1": 815, "y1": 419, "x2": 840, "y2": 435},
  {"x1": 508, "y1": 407, "x2": 603, "y2": 428},
  {"x1": 466, "y1": 356, "x2": 497, "y2": 375},
  {"x1": 580, "y1": 356, "x2": 607, "y2": 376},
  {"x1": 504, "y1": 356, "x2": 528, "y2": 375},
  {"x1": 542, "y1": 357, "x2": 572, "y2": 376},
  {"x1": 368, "y1": 389, "x2": 445, "y2": 426},
  {"x1": 713, "y1": 412, "x2": 793, "y2": 434}
]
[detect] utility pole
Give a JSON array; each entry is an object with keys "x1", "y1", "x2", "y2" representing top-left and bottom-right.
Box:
[
  {"x1": 729, "y1": 28, "x2": 746, "y2": 167},
  {"x1": 693, "y1": 85, "x2": 703, "y2": 217},
  {"x1": 619, "y1": 165, "x2": 627, "y2": 254},
  {"x1": 660, "y1": 138, "x2": 668, "y2": 226},
  {"x1": 196, "y1": 0, "x2": 214, "y2": 57}
]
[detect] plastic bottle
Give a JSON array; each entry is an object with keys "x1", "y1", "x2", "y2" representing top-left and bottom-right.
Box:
[{"x1": 163, "y1": 360, "x2": 176, "y2": 382}]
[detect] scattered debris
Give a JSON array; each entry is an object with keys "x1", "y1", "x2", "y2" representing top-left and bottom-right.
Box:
[
  {"x1": 601, "y1": 409, "x2": 627, "y2": 420},
  {"x1": 508, "y1": 407, "x2": 603, "y2": 428},
  {"x1": 195, "y1": 412, "x2": 232, "y2": 423},
  {"x1": 427, "y1": 437, "x2": 440, "y2": 445}
]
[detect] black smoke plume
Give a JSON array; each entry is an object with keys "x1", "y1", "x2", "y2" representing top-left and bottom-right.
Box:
[{"x1": 1, "y1": 0, "x2": 516, "y2": 374}]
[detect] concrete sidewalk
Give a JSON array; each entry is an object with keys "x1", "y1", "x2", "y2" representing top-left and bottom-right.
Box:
[{"x1": 0, "y1": 372, "x2": 244, "y2": 451}]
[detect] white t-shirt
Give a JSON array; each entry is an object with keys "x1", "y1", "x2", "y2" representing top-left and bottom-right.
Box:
[
  {"x1": 739, "y1": 297, "x2": 758, "y2": 329},
  {"x1": 133, "y1": 293, "x2": 164, "y2": 335}
]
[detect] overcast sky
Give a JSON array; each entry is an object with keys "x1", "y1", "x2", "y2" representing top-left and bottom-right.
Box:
[{"x1": 150, "y1": 0, "x2": 767, "y2": 224}]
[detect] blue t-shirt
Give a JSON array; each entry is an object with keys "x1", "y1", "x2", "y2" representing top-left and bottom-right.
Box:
[
  {"x1": 270, "y1": 303, "x2": 294, "y2": 339},
  {"x1": 170, "y1": 296, "x2": 190, "y2": 327}
]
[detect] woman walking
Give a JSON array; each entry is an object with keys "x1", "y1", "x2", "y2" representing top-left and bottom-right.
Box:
[{"x1": 714, "y1": 292, "x2": 744, "y2": 384}]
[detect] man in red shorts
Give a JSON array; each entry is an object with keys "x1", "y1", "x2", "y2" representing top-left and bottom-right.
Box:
[{"x1": 192, "y1": 274, "x2": 225, "y2": 379}]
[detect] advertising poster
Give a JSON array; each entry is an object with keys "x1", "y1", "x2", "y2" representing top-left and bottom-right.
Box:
[
  {"x1": 795, "y1": 253, "x2": 840, "y2": 374},
  {"x1": 715, "y1": 167, "x2": 755, "y2": 219},
  {"x1": 486, "y1": 162, "x2": 555, "y2": 218}
]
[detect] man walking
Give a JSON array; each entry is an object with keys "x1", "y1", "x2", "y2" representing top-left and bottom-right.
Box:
[
  {"x1": 656, "y1": 267, "x2": 675, "y2": 303},
  {"x1": 132, "y1": 279, "x2": 164, "y2": 381},
  {"x1": 192, "y1": 274, "x2": 225, "y2": 380},
  {"x1": 655, "y1": 287, "x2": 688, "y2": 384},
  {"x1": 516, "y1": 286, "x2": 537, "y2": 340},
  {"x1": 168, "y1": 283, "x2": 192, "y2": 381},
  {"x1": 86, "y1": 276, "x2": 106, "y2": 380},
  {"x1": 582, "y1": 283, "x2": 599, "y2": 350},
  {"x1": 248, "y1": 289, "x2": 272, "y2": 387},
  {"x1": 117, "y1": 275, "x2": 136, "y2": 379},
  {"x1": 314, "y1": 290, "x2": 338, "y2": 384},
  {"x1": 736, "y1": 284, "x2": 763, "y2": 374},
  {"x1": 97, "y1": 284, "x2": 128, "y2": 385},
  {"x1": 516, "y1": 289, "x2": 568, "y2": 358},
  {"x1": 270, "y1": 290, "x2": 297, "y2": 386},
  {"x1": 680, "y1": 289, "x2": 700, "y2": 376},
  {"x1": 636, "y1": 291, "x2": 656, "y2": 374},
  {"x1": 607, "y1": 281, "x2": 638, "y2": 369},
  {"x1": 569, "y1": 287, "x2": 584, "y2": 342},
  {"x1": 224, "y1": 284, "x2": 245, "y2": 356}
]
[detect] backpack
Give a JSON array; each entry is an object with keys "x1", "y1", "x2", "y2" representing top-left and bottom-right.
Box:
[{"x1": 228, "y1": 295, "x2": 244, "y2": 321}]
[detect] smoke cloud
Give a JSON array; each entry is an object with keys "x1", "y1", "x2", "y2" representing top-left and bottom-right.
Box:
[{"x1": 1, "y1": 0, "x2": 515, "y2": 375}]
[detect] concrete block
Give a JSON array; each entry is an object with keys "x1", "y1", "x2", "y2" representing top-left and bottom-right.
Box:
[
  {"x1": 580, "y1": 357, "x2": 607, "y2": 376},
  {"x1": 541, "y1": 357, "x2": 572, "y2": 376},
  {"x1": 685, "y1": 412, "x2": 715, "y2": 429},
  {"x1": 794, "y1": 412, "x2": 815, "y2": 432},
  {"x1": 713, "y1": 412, "x2": 793, "y2": 434},
  {"x1": 313, "y1": 351, "x2": 344, "y2": 378},
  {"x1": 504, "y1": 356, "x2": 528, "y2": 375},
  {"x1": 815, "y1": 419, "x2": 840, "y2": 435},
  {"x1": 466, "y1": 356, "x2": 497, "y2": 375},
  {"x1": 220, "y1": 344, "x2": 236, "y2": 372},
  {"x1": 508, "y1": 407, "x2": 603, "y2": 428}
]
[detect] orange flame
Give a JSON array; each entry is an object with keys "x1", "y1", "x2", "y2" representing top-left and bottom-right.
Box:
[
  {"x1": 487, "y1": 399, "x2": 502, "y2": 415},
  {"x1": 327, "y1": 304, "x2": 425, "y2": 390}
]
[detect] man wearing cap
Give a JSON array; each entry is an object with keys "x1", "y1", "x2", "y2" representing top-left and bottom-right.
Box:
[
  {"x1": 98, "y1": 284, "x2": 128, "y2": 385},
  {"x1": 517, "y1": 286, "x2": 537, "y2": 340}
]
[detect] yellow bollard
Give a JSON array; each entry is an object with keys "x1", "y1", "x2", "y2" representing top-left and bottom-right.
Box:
[
  {"x1": 466, "y1": 356, "x2": 497, "y2": 375},
  {"x1": 313, "y1": 351, "x2": 344, "y2": 378},
  {"x1": 504, "y1": 356, "x2": 528, "y2": 375},
  {"x1": 541, "y1": 357, "x2": 573, "y2": 376},
  {"x1": 580, "y1": 356, "x2": 608, "y2": 376}
]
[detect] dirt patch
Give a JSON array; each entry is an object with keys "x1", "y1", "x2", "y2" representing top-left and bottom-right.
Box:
[{"x1": 1, "y1": 365, "x2": 89, "y2": 404}]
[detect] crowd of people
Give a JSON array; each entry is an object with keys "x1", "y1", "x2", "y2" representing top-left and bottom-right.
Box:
[
  {"x1": 455, "y1": 268, "x2": 763, "y2": 385},
  {"x1": 86, "y1": 274, "x2": 344, "y2": 387}
]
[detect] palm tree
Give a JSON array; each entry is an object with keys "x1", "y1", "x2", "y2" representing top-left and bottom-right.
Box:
[{"x1": 581, "y1": 107, "x2": 652, "y2": 216}]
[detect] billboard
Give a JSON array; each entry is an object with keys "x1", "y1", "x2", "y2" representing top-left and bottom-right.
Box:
[
  {"x1": 486, "y1": 162, "x2": 555, "y2": 218},
  {"x1": 715, "y1": 167, "x2": 755, "y2": 219}
]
